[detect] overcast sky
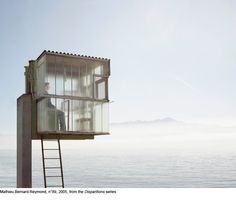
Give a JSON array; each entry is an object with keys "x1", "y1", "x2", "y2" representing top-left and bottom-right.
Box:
[{"x1": 0, "y1": 0, "x2": 236, "y2": 134}]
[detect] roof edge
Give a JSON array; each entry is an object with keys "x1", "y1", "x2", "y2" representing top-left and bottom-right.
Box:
[{"x1": 36, "y1": 50, "x2": 110, "y2": 62}]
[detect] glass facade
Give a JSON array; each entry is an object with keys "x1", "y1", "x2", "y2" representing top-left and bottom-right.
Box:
[{"x1": 36, "y1": 53, "x2": 109, "y2": 134}]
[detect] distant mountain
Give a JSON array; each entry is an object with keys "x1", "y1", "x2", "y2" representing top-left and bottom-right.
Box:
[
  {"x1": 111, "y1": 117, "x2": 181, "y2": 125},
  {"x1": 110, "y1": 118, "x2": 236, "y2": 133},
  {"x1": 152, "y1": 117, "x2": 179, "y2": 123}
]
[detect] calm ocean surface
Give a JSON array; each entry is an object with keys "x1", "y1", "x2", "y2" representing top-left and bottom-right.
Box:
[{"x1": 1, "y1": 148, "x2": 236, "y2": 188}]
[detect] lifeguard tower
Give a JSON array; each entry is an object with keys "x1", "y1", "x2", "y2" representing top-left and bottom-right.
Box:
[{"x1": 17, "y1": 50, "x2": 110, "y2": 188}]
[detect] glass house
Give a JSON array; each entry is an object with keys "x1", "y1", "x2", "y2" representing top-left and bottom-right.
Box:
[{"x1": 26, "y1": 50, "x2": 110, "y2": 136}]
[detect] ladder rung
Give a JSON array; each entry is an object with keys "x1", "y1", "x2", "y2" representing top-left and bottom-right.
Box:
[
  {"x1": 44, "y1": 158, "x2": 60, "y2": 159},
  {"x1": 46, "y1": 176, "x2": 62, "y2": 178},
  {"x1": 43, "y1": 149, "x2": 59, "y2": 150},
  {"x1": 45, "y1": 167, "x2": 61, "y2": 169},
  {"x1": 46, "y1": 185, "x2": 63, "y2": 187}
]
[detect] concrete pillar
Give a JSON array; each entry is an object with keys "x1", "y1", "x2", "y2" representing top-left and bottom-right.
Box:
[{"x1": 17, "y1": 94, "x2": 32, "y2": 188}]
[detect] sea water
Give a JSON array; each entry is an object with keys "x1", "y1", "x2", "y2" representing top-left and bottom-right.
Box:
[
  {"x1": 1, "y1": 148, "x2": 236, "y2": 188},
  {"x1": 1, "y1": 123, "x2": 236, "y2": 188}
]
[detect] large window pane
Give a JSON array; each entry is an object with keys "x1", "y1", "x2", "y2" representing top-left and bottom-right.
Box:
[
  {"x1": 36, "y1": 55, "x2": 109, "y2": 99},
  {"x1": 37, "y1": 98, "x2": 109, "y2": 133}
]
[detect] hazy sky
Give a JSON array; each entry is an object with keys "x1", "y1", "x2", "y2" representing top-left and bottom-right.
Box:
[{"x1": 0, "y1": 0, "x2": 236, "y2": 133}]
